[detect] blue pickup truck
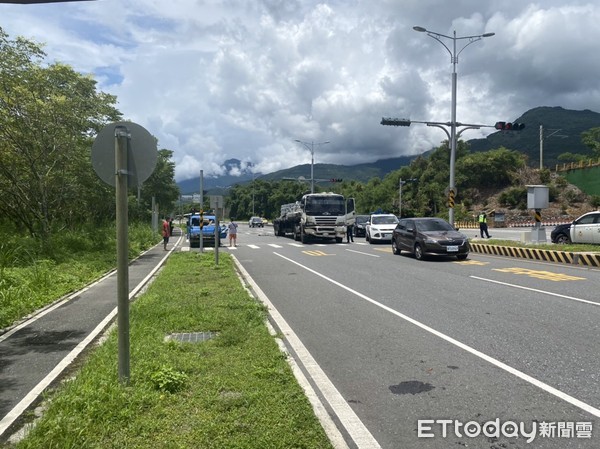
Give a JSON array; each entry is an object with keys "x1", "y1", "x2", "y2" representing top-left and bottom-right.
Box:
[{"x1": 187, "y1": 214, "x2": 228, "y2": 247}]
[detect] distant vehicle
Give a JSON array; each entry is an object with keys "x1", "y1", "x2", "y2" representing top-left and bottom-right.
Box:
[
  {"x1": 273, "y1": 192, "x2": 355, "y2": 243},
  {"x1": 354, "y1": 215, "x2": 369, "y2": 237},
  {"x1": 187, "y1": 214, "x2": 227, "y2": 247},
  {"x1": 391, "y1": 217, "x2": 469, "y2": 260},
  {"x1": 249, "y1": 216, "x2": 264, "y2": 228},
  {"x1": 365, "y1": 214, "x2": 398, "y2": 243},
  {"x1": 569, "y1": 211, "x2": 600, "y2": 244},
  {"x1": 551, "y1": 211, "x2": 600, "y2": 244}
]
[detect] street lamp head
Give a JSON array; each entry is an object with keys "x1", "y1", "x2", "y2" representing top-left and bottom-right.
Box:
[
  {"x1": 413, "y1": 26, "x2": 427, "y2": 32},
  {"x1": 482, "y1": 32, "x2": 495, "y2": 37}
]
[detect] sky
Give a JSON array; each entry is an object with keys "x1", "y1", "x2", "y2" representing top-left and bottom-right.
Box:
[{"x1": 1, "y1": 0, "x2": 600, "y2": 182}]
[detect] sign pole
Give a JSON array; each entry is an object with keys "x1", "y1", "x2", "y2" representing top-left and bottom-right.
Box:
[
  {"x1": 214, "y1": 197, "x2": 220, "y2": 266},
  {"x1": 115, "y1": 126, "x2": 130, "y2": 384},
  {"x1": 199, "y1": 170, "x2": 204, "y2": 253},
  {"x1": 92, "y1": 121, "x2": 157, "y2": 384}
]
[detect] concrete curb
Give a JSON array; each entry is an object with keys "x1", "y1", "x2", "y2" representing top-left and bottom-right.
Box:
[{"x1": 469, "y1": 243, "x2": 600, "y2": 267}]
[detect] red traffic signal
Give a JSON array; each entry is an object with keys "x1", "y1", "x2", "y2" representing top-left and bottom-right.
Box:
[{"x1": 495, "y1": 121, "x2": 525, "y2": 131}]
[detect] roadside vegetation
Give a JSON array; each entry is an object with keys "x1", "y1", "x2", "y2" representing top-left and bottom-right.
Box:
[
  {"x1": 7, "y1": 252, "x2": 333, "y2": 449},
  {"x1": 0, "y1": 224, "x2": 159, "y2": 330}
]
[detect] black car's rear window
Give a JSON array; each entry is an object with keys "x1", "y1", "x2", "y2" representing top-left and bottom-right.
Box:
[{"x1": 415, "y1": 219, "x2": 454, "y2": 232}]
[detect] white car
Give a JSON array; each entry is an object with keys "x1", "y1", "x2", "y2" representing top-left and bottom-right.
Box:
[
  {"x1": 569, "y1": 211, "x2": 600, "y2": 244},
  {"x1": 366, "y1": 214, "x2": 399, "y2": 243}
]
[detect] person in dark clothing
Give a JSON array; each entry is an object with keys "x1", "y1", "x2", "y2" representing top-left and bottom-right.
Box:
[
  {"x1": 478, "y1": 212, "x2": 491, "y2": 238},
  {"x1": 346, "y1": 223, "x2": 354, "y2": 243}
]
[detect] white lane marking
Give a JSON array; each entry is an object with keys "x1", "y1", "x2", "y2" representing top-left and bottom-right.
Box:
[
  {"x1": 0, "y1": 243, "x2": 174, "y2": 438},
  {"x1": 274, "y1": 252, "x2": 600, "y2": 419},
  {"x1": 289, "y1": 243, "x2": 304, "y2": 247},
  {"x1": 471, "y1": 276, "x2": 600, "y2": 306},
  {"x1": 268, "y1": 244, "x2": 284, "y2": 248},
  {"x1": 232, "y1": 257, "x2": 356, "y2": 449},
  {"x1": 346, "y1": 249, "x2": 380, "y2": 258},
  {"x1": 232, "y1": 253, "x2": 381, "y2": 449},
  {"x1": 248, "y1": 244, "x2": 260, "y2": 249}
]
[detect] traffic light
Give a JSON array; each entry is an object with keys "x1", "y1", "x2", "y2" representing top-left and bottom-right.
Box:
[
  {"x1": 329, "y1": 178, "x2": 343, "y2": 183},
  {"x1": 381, "y1": 117, "x2": 411, "y2": 126},
  {"x1": 495, "y1": 121, "x2": 525, "y2": 131}
]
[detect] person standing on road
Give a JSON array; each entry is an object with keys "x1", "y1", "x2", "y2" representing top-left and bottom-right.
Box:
[
  {"x1": 228, "y1": 219, "x2": 238, "y2": 247},
  {"x1": 346, "y1": 222, "x2": 354, "y2": 243},
  {"x1": 478, "y1": 211, "x2": 491, "y2": 239},
  {"x1": 162, "y1": 216, "x2": 171, "y2": 250}
]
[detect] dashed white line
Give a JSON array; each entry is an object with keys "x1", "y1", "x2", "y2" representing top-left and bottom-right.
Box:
[{"x1": 274, "y1": 252, "x2": 600, "y2": 420}]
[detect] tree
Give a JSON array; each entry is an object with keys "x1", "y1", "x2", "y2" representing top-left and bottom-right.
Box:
[
  {"x1": 137, "y1": 148, "x2": 180, "y2": 220},
  {"x1": 581, "y1": 127, "x2": 600, "y2": 158},
  {"x1": 0, "y1": 28, "x2": 122, "y2": 244}
]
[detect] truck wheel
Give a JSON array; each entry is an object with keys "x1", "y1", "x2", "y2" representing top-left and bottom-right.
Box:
[
  {"x1": 335, "y1": 237, "x2": 342, "y2": 243},
  {"x1": 294, "y1": 226, "x2": 300, "y2": 241},
  {"x1": 299, "y1": 226, "x2": 305, "y2": 243}
]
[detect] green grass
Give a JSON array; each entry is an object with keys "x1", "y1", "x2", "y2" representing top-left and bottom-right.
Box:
[
  {"x1": 0, "y1": 223, "x2": 160, "y2": 330},
  {"x1": 7, "y1": 252, "x2": 334, "y2": 449},
  {"x1": 476, "y1": 238, "x2": 600, "y2": 253}
]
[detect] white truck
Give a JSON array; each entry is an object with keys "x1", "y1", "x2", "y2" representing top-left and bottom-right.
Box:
[{"x1": 273, "y1": 192, "x2": 355, "y2": 243}]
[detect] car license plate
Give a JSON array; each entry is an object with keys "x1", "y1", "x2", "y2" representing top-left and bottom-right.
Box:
[
  {"x1": 323, "y1": 233, "x2": 329, "y2": 236},
  {"x1": 447, "y1": 245, "x2": 459, "y2": 252}
]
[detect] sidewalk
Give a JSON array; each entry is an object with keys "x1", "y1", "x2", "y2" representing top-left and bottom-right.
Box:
[{"x1": 0, "y1": 233, "x2": 182, "y2": 440}]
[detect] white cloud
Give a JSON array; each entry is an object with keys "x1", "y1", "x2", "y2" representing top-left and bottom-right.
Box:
[{"x1": 1, "y1": 0, "x2": 599, "y2": 181}]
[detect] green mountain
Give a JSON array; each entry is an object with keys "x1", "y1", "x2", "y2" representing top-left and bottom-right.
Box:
[
  {"x1": 467, "y1": 106, "x2": 598, "y2": 168},
  {"x1": 178, "y1": 107, "x2": 599, "y2": 194}
]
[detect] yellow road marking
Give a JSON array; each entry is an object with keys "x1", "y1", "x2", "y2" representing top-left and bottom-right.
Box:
[
  {"x1": 374, "y1": 248, "x2": 392, "y2": 253},
  {"x1": 455, "y1": 259, "x2": 489, "y2": 265},
  {"x1": 493, "y1": 267, "x2": 585, "y2": 282},
  {"x1": 302, "y1": 250, "x2": 332, "y2": 256}
]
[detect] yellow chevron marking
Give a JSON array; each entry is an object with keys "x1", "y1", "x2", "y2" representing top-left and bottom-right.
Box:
[
  {"x1": 493, "y1": 267, "x2": 585, "y2": 282},
  {"x1": 302, "y1": 250, "x2": 331, "y2": 256}
]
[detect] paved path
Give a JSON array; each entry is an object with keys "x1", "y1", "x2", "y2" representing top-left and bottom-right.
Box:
[{"x1": 0, "y1": 232, "x2": 183, "y2": 441}]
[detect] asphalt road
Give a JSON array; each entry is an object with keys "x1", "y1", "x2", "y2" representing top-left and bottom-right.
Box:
[
  {"x1": 2, "y1": 224, "x2": 599, "y2": 448},
  {"x1": 232, "y1": 224, "x2": 600, "y2": 448}
]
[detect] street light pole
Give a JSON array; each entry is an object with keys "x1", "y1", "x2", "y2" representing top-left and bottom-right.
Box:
[
  {"x1": 294, "y1": 139, "x2": 330, "y2": 194},
  {"x1": 413, "y1": 26, "x2": 494, "y2": 225}
]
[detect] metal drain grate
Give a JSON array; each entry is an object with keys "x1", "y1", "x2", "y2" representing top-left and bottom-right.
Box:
[{"x1": 165, "y1": 332, "x2": 218, "y2": 343}]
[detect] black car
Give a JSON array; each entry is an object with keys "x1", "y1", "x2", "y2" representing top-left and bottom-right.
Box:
[
  {"x1": 391, "y1": 217, "x2": 469, "y2": 260},
  {"x1": 354, "y1": 215, "x2": 369, "y2": 237},
  {"x1": 248, "y1": 216, "x2": 264, "y2": 228},
  {"x1": 550, "y1": 223, "x2": 571, "y2": 244}
]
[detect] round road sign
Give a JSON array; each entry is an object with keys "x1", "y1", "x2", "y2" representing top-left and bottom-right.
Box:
[{"x1": 92, "y1": 121, "x2": 157, "y2": 187}]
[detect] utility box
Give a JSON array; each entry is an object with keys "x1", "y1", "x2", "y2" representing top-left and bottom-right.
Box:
[{"x1": 527, "y1": 185, "x2": 549, "y2": 209}]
